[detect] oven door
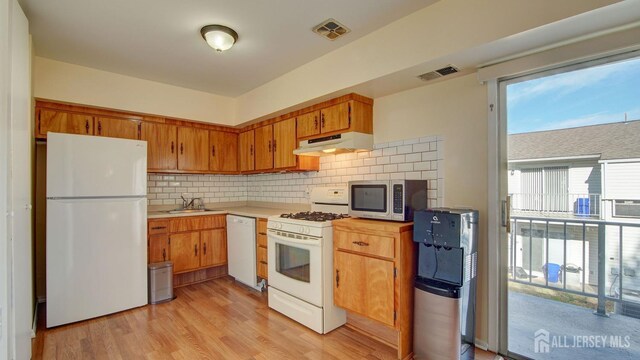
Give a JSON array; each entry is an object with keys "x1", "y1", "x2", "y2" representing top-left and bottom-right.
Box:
[
  {"x1": 348, "y1": 181, "x2": 390, "y2": 219},
  {"x1": 268, "y1": 230, "x2": 323, "y2": 307}
]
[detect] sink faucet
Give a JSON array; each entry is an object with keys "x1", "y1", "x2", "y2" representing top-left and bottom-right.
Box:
[{"x1": 180, "y1": 194, "x2": 204, "y2": 209}]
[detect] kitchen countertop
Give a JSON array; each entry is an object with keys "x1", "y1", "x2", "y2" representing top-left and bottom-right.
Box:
[{"x1": 147, "y1": 203, "x2": 307, "y2": 220}]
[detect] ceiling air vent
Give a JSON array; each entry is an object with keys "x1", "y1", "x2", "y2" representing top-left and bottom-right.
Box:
[
  {"x1": 418, "y1": 65, "x2": 460, "y2": 82},
  {"x1": 313, "y1": 18, "x2": 350, "y2": 40}
]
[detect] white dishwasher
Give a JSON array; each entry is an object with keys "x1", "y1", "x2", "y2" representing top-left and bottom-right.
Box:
[{"x1": 226, "y1": 215, "x2": 263, "y2": 291}]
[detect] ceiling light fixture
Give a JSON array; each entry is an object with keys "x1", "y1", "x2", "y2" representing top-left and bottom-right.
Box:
[{"x1": 200, "y1": 25, "x2": 238, "y2": 52}]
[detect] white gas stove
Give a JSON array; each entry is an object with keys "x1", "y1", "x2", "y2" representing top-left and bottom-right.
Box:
[{"x1": 267, "y1": 187, "x2": 348, "y2": 334}]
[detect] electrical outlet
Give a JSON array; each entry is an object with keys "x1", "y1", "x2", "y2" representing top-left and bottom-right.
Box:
[{"x1": 305, "y1": 187, "x2": 311, "y2": 198}]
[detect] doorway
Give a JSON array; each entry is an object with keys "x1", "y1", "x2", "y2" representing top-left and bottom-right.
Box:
[{"x1": 499, "y1": 54, "x2": 640, "y2": 359}]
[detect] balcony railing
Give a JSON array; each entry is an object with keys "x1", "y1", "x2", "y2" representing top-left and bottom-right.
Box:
[
  {"x1": 509, "y1": 216, "x2": 640, "y2": 316},
  {"x1": 510, "y1": 193, "x2": 601, "y2": 218}
]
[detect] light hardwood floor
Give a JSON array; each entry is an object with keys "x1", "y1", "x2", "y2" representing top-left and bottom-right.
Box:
[{"x1": 33, "y1": 277, "x2": 497, "y2": 359}]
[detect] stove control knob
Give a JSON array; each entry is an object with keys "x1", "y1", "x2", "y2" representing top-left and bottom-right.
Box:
[
  {"x1": 299, "y1": 226, "x2": 305, "y2": 234},
  {"x1": 273, "y1": 222, "x2": 281, "y2": 230}
]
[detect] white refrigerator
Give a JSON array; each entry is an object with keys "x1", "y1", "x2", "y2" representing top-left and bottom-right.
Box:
[{"x1": 46, "y1": 132, "x2": 148, "y2": 328}]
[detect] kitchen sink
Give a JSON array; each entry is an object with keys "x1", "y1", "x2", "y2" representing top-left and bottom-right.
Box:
[{"x1": 166, "y1": 208, "x2": 221, "y2": 214}]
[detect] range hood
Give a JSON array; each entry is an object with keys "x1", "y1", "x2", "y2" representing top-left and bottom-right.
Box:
[{"x1": 293, "y1": 131, "x2": 373, "y2": 156}]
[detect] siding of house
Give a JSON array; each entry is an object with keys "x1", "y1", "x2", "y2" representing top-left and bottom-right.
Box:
[
  {"x1": 568, "y1": 161, "x2": 600, "y2": 195},
  {"x1": 604, "y1": 161, "x2": 640, "y2": 200}
]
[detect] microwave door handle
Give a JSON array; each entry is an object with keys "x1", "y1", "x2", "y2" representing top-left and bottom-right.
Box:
[{"x1": 267, "y1": 230, "x2": 321, "y2": 247}]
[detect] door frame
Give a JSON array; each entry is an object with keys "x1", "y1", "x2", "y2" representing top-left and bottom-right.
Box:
[{"x1": 488, "y1": 49, "x2": 640, "y2": 357}]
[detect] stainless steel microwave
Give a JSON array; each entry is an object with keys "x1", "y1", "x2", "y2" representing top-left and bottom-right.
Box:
[{"x1": 348, "y1": 180, "x2": 428, "y2": 221}]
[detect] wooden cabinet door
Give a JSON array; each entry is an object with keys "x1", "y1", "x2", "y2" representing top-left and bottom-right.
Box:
[
  {"x1": 141, "y1": 122, "x2": 177, "y2": 170},
  {"x1": 201, "y1": 229, "x2": 227, "y2": 267},
  {"x1": 296, "y1": 111, "x2": 320, "y2": 138},
  {"x1": 273, "y1": 118, "x2": 297, "y2": 169},
  {"x1": 95, "y1": 117, "x2": 139, "y2": 140},
  {"x1": 38, "y1": 109, "x2": 93, "y2": 137},
  {"x1": 238, "y1": 130, "x2": 255, "y2": 172},
  {"x1": 177, "y1": 127, "x2": 209, "y2": 171},
  {"x1": 209, "y1": 131, "x2": 238, "y2": 172},
  {"x1": 170, "y1": 232, "x2": 201, "y2": 273},
  {"x1": 320, "y1": 102, "x2": 350, "y2": 134},
  {"x1": 148, "y1": 234, "x2": 170, "y2": 263},
  {"x1": 254, "y1": 125, "x2": 273, "y2": 171},
  {"x1": 334, "y1": 250, "x2": 395, "y2": 326}
]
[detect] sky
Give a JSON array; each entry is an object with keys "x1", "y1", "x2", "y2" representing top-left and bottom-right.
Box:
[{"x1": 506, "y1": 56, "x2": 640, "y2": 134}]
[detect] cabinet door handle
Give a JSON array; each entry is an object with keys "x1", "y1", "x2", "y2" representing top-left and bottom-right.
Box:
[
  {"x1": 336, "y1": 269, "x2": 340, "y2": 288},
  {"x1": 204, "y1": 242, "x2": 207, "y2": 255},
  {"x1": 180, "y1": 143, "x2": 184, "y2": 155},
  {"x1": 260, "y1": 260, "x2": 268, "y2": 265},
  {"x1": 352, "y1": 241, "x2": 369, "y2": 247},
  {"x1": 85, "y1": 119, "x2": 90, "y2": 134},
  {"x1": 194, "y1": 244, "x2": 198, "y2": 256},
  {"x1": 212, "y1": 145, "x2": 216, "y2": 157},
  {"x1": 273, "y1": 139, "x2": 277, "y2": 152},
  {"x1": 268, "y1": 140, "x2": 271, "y2": 153},
  {"x1": 321, "y1": 113, "x2": 325, "y2": 128},
  {"x1": 162, "y1": 248, "x2": 166, "y2": 261},
  {"x1": 314, "y1": 116, "x2": 318, "y2": 130},
  {"x1": 171, "y1": 141, "x2": 175, "y2": 153},
  {"x1": 151, "y1": 226, "x2": 166, "y2": 230},
  {"x1": 97, "y1": 120, "x2": 102, "y2": 135},
  {"x1": 250, "y1": 144, "x2": 253, "y2": 156}
]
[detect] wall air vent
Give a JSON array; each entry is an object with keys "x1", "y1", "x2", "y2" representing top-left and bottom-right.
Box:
[
  {"x1": 417, "y1": 65, "x2": 460, "y2": 82},
  {"x1": 313, "y1": 18, "x2": 350, "y2": 40}
]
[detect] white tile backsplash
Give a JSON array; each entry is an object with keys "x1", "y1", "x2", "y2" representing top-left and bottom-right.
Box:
[{"x1": 147, "y1": 135, "x2": 444, "y2": 207}]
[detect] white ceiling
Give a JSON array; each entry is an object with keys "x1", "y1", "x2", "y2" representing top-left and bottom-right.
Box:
[{"x1": 20, "y1": 0, "x2": 437, "y2": 97}]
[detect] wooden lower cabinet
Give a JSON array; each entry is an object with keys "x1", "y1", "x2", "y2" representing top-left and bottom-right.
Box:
[
  {"x1": 170, "y1": 232, "x2": 201, "y2": 273},
  {"x1": 148, "y1": 234, "x2": 170, "y2": 263},
  {"x1": 148, "y1": 215, "x2": 228, "y2": 286},
  {"x1": 332, "y1": 218, "x2": 415, "y2": 360},
  {"x1": 256, "y1": 218, "x2": 268, "y2": 280},
  {"x1": 334, "y1": 251, "x2": 394, "y2": 326},
  {"x1": 201, "y1": 229, "x2": 227, "y2": 267}
]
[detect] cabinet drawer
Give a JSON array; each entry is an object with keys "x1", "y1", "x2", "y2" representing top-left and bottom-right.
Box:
[
  {"x1": 257, "y1": 246, "x2": 268, "y2": 279},
  {"x1": 256, "y1": 218, "x2": 268, "y2": 247},
  {"x1": 148, "y1": 220, "x2": 169, "y2": 235},
  {"x1": 170, "y1": 215, "x2": 225, "y2": 232},
  {"x1": 334, "y1": 230, "x2": 395, "y2": 259}
]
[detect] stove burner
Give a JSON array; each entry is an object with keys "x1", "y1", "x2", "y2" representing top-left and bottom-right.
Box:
[{"x1": 280, "y1": 211, "x2": 349, "y2": 222}]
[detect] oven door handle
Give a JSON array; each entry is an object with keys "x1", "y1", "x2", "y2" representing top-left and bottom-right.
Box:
[{"x1": 267, "y1": 230, "x2": 321, "y2": 247}]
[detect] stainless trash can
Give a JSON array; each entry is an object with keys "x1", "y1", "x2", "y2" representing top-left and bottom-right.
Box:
[{"x1": 148, "y1": 261, "x2": 174, "y2": 304}]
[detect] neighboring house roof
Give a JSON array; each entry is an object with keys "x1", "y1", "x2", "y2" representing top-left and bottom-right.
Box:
[{"x1": 509, "y1": 120, "x2": 640, "y2": 161}]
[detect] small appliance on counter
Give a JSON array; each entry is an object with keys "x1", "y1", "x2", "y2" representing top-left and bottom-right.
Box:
[
  {"x1": 412, "y1": 208, "x2": 479, "y2": 360},
  {"x1": 348, "y1": 180, "x2": 428, "y2": 221}
]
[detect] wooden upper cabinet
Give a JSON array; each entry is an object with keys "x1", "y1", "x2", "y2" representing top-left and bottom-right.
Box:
[
  {"x1": 201, "y1": 229, "x2": 227, "y2": 268},
  {"x1": 296, "y1": 111, "x2": 320, "y2": 138},
  {"x1": 320, "y1": 102, "x2": 350, "y2": 134},
  {"x1": 273, "y1": 118, "x2": 297, "y2": 169},
  {"x1": 209, "y1": 131, "x2": 238, "y2": 173},
  {"x1": 38, "y1": 109, "x2": 93, "y2": 137},
  {"x1": 95, "y1": 117, "x2": 139, "y2": 140},
  {"x1": 254, "y1": 125, "x2": 273, "y2": 171},
  {"x1": 177, "y1": 127, "x2": 209, "y2": 172},
  {"x1": 238, "y1": 130, "x2": 255, "y2": 172},
  {"x1": 141, "y1": 122, "x2": 177, "y2": 171},
  {"x1": 170, "y1": 232, "x2": 201, "y2": 273}
]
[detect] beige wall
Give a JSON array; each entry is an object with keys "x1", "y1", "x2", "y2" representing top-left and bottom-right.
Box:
[
  {"x1": 374, "y1": 73, "x2": 489, "y2": 341},
  {"x1": 33, "y1": 57, "x2": 237, "y2": 125}
]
